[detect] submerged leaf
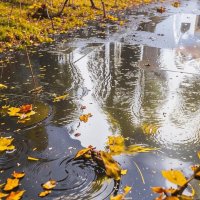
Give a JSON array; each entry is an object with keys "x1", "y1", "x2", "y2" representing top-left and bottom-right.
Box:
[
  {"x1": 38, "y1": 190, "x2": 51, "y2": 197},
  {"x1": 0, "y1": 137, "x2": 15, "y2": 152},
  {"x1": 100, "y1": 151, "x2": 121, "y2": 180},
  {"x1": 53, "y1": 94, "x2": 69, "y2": 102},
  {"x1": 162, "y1": 170, "x2": 187, "y2": 186},
  {"x1": 6, "y1": 190, "x2": 25, "y2": 200},
  {"x1": 12, "y1": 171, "x2": 25, "y2": 179},
  {"x1": 42, "y1": 180, "x2": 56, "y2": 190},
  {"x1": 4, "y1": 178, "x2": 19, "y2": 191}
]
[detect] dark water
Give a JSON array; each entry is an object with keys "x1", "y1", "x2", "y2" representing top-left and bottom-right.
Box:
[{"x1": 1, "y1": 0, "x2": 200, "y2": 199}]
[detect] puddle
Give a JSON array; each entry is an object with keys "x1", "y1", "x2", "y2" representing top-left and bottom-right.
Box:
[{"x1": 1, "y1": 0, "x2": 200, "y2": 199}]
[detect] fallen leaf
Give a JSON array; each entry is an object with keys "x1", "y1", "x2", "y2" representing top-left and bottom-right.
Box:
[
  {"x1": 172, "y1": 1, "x2": 180, "y2": 7},
  {"x1": 74, "y1": 147, "x2": 92, "y2": 159},
  {"x1": 12, "y1": 171, "x2": 25, "y2": 179},
  {"x1": 0, "y1": 137, "x2": 15, "y2": 152},
  {"x1": 79, "y1": 113, "x2": 92, "y2": 123},
  {"x1": 0, "y1": 84, "x2": 7, "y2": 89},
  {"x1": 121, "y1": 169, "x2": 127, "y2": 175},
  {"x1": 38, "y1": 190, "x2": 51, "y2": 197},
  {"x1": 127, "y1": 145, "x2": 158, "y2": 153},
  {"x1": 28, "y1": 156, "x2": 39, "y2": 161},
  {"x1": 100, "y1": 151, "x2": 121, "y2": 180},
  {"x1": 19, "y1": 104, "x2": 32, "y2": 113},
  {"x1": 6, "y1": 190, "x2": 25, "y2": 200},
  {"x1": 162, "y1": 170, "x2": 187, "y2": 186},
  {"x1": 7, "y1": 107, "x2": 21, "y2": 117},
  {"x1": 110, "y1": 185, "x2": 131, "y2": 200},
  {"x1": 157, "y1": 6, "x2": 166, "y2": 13},
  {"x1": 151, "y1": 187, "x2": 165, "y2": 194},
  {"x1": 42, "y1": 180, "x2": 56, "y2": 190},
  {"x1": 0, "y1": 192, "x2": 8, "y2": 198},
  {"x1": 53, "y1": 94, "x2": 69, "y2": 102},
  {"x1": 4, "y1": 178, "x2": 19, "y2": 191},
  {"x1": 123, "y1": 186, "x2": 132, "y2": 195},
  {"x1": 142, "y1": 123, "x2": 158, "y2": 134}
]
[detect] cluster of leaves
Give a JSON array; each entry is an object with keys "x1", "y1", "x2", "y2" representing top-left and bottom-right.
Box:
[
  {"x1": 152, "y1": 152, "x2": 200, "y2": 199},
  {"x1": 0, "y1": 171, "x2": 25, "y2": 200}
]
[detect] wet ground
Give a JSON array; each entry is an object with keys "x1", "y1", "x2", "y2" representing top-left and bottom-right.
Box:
[{"x1": 1, "y1": 0, "x2": 200, "y2": 199}]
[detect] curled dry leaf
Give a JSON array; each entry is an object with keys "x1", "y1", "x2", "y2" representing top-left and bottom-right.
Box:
[
  {"x1": 121, "y1": 169, "x2": 127, "y2": 175},
  {"x1": 6, "y1": 190, "x2": 25, "y2": 200},
  {"x1": 42, "y1": 180, "x2": 56, "y2": 190},
  {"x1": 0, "y1": 137, "x2": 15, "y2": 152},
  {"x1": 12, "y1": 171, "x2": 25, "y2": 179},
  {"x1": 39, "y1": 190, "x2": 51, "y2": 197},
  {"x1": 4, "y1": 178, "x2": 19, "y2": 191},
  {"x1": 162, "y1": 170, "x2": 187, "y2": 187},
  {"x1": 79, "y1": 113, "x2": 92, "y2": 123}
]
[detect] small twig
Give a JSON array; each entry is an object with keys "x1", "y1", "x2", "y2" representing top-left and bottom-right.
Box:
[
  {"x1": 101, "y1": 0, "x2": 106, "y2": 18},
  {"x1": 133, "y1": 161, "x2": 145, "y2": 184}
]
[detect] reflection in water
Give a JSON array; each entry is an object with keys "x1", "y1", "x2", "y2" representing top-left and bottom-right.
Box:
[{"x1": 1, "y1": 3, "x2": 200, "y2": 199}]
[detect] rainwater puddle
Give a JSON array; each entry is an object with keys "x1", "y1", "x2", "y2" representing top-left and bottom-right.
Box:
[{"x1": 1, "y1": 0, "x2": 200, "y2": 199}]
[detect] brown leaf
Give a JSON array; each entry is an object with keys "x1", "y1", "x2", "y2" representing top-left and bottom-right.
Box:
[
  {"x1": 157, "y1": 7, "x2": 166, "y2": 13},
  {"x1": 162, "y1": 170, "x2": 187, "y2": 186},
  {"x1": 4, "y1": 178, "x2": 19, "y2": 191},
  {"x1": 42, "y1": 180, "x2": 56, "y2": 190}
]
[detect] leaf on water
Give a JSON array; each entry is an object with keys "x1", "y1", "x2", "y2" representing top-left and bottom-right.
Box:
[
  {"x1": 151, "y1": 187, "x2": 165, "y2": 194},
  {"x1": 0, "y1": 84, "x2": 7, "y2": 89},
  {"x1": 165, "y1": 197, "x2": 179, "y2": 200},
  {"x1": 42, "y1": 180, "x2": 56, "y2": 190},
  {"x1": 28, "y1": 156, "x2": 39, "y2": 161},
  {"x1": 7, "y1": 107, "x2": 21, "y2": 117},
  {"x1": 74, "y1": 147, "x2": 92, "y2": 159},
  {"x1": 6, "y1": 190, "x2": 25, "y2": 200},
  {"x1": 19, "y1": 104, "x2": 32, "y2": 113},
  {"x1": 121, "y1": 169, "x2": 127, "y2": 175},
  {"x1": 172, "y1": 2, "x2": 180, "y2": 7},
  {"x1": 178, "y1": 195, "x2": 193, "y2": 200},
  {"x1": 157, "y1": 6, "x2": 166, "y2": 13},
  {"x1": 110, "y1": 186, "x2": 132, "y2": 200},
  {"x1": 162, "y1": 170, "x2": 187, "y2": 186},
  {"x1": 0, "y1": 137, "x2": 15, "y2": 152},
  {"x1": 38, "y1": 190, "x2": 51, "y2": 197},
  {"x1": 142, "y1": 123, "x2": 158, "y2": 134},
  {"x1": 4, "y1": 178, "x2": 19, "y2": 191},
  {"x1": 127, "y1": 145, "x2": 158, "y2": 153},
  {"x1": 100, "y1": 151, "x2": 121, "y2": 181},
  {"x1": 79, "y1": 113, "x2": 92, "y2": 123},
  {"x1": 107, "y1": 136, "x2": 125, "y2": 154},
  {"x1": 0, "y1": 192, "x2": 8, "y2": 198},
  {"x1": 53, "y1": 94, "x2": 69, "y2": 102},
  {"x1": 12, "y1": 171, "x2": 25, "y2": 179}
]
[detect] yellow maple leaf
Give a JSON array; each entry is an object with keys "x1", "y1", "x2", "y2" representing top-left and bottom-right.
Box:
[
  {"x1": 121, "y1": 169, "x2": 127, "y2": 175},
  {"x1": 151, "y1": 186, "x2": 165, "y2": 194},
  {"x1": 100, "y1": 151, "x2": 121, "y2": 181},
  {"x1": 7, "y1": 107, "x2": 21, "y2": 117},
  {"x1": 79, "y1": 113, "x2": 92, "y2": 123},
  {"x1": 0, "y1": 192, "x2": 8, "y2": 198},
  {"x1": 53, "y1": 94, "x2": 69, "y2": 102},
  {"x1": 12, "y1": 171, "x2": 25, "y2": 179},
  {"x1": 6, "y1": 190, "x2": 25, "y2": 200},
  {"x1": 0, "y1": 84, "x2": 7, "y2": 89},
  {"x1": 0, "y1": 137, "x2": 15, "y2": 152},
  {"x1": 38, "y1": 190, "x2": 51, "y2": 197},
  {"x1": 42, "y1": 180, "x2": 56, "y2": 190},
  {"x1": 162, "y1": 170, "x2": 187, "y2": 186},
  {"x1": 4, "y1": 178, "x2": 19, "y2": 191}
]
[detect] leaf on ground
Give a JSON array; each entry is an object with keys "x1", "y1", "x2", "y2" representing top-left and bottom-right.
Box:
[
  {"x1": 28, "y1": 156, "x2": 39, "y2": 161},
  {"x1": 124, "y1": 186, "x2": 132, "y2": 195},
  {"x1": 162, "y1": 170, "x2": 187, "y2": 186},
  {"x1": 6, "y1": 190, "x2": 25, "y2": 200},
  {"x1": 42, "y1": 180, "x2": 56, "y2": 190},
  {"x1": 178, "y1": 195, "x2": 193, "y2": 200},
  {"x1": 74, "y1": 147, "x2": 92, "y2": 159},
  {"x1": 38, "y1": 190, "x2": 51, "y2": 197},
  {"x1": 0, "y1": 192, "x2": 8, "y2": 198},
  {"x1": 4, "y1": 178, "x2": 19, "y2": 191},
  {"x1": 0, "y1": 84, "x2": 7, "y2": 89},
  {"x1": 100, "y1": 151, "x2": 121, "y2": 180},
  {"x1": 0, "y1": 137, "x2": 15, "y2": 152},
  {"x1": 79, "y1": 113, "x2": 92, "y2": 123},
  {"x1": 12, "y1": 171, "x2": 25, "y2": 179},
  {"x1": 53, "y1": 94, "x2": 69, "y2": 102}
]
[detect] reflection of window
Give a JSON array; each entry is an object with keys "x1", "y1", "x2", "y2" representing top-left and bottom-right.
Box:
[{"x1": 180, "y1": 23, "x2": 191, "y2": 33}]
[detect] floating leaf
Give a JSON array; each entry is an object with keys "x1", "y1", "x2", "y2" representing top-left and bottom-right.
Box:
[
  {"x1": 0, "y1": 137, "x2": 15, "y2": 152},
  {"x1": 121, "y1": 169, "x2": 127, "y2": 175},
  {"x1": 108, "y1": 136, "x2": 125, "y2": 154},
  {"x1": 124, "y1": 186, "x2": 132, "y2": 195},
  {"x1": 100, "y1": 151, "x2": 121, "y2": 180},
  {"x1": 42, "y1": 180, "x2": 56, "y2": 190},
  {"x1": 28, "y1": 156, "x2": 39, "y2": 161},
  {"x1": 74, "y1": 147, "x2": 92, "y2": 159},
  {"x1": 79, "y1": 113, "x2": 92, "y2": 123},
  {"x1": 110, "y1": 185, "x2": 132, "y2": 200},
  {"x1": 38, "y1": 190, "x2": 51, "y2": 197},
  {"x1": 7, "y1": 107, "x2": 21, "y2": 117},
  {"x1": 6, "y1": 190, "x2": 25, "y2": 200},
  {"x1": 0, "y1": 84, "x2": 7, "y2": 89},
  {"x1": 19, "y1": 104, "x2": 32, "y2": 113},
  {"x1": 127, "y1": 145, "x2": 158, "y2": 153},
  {"x1": 162, "y1": 170, "x2": 187, "y2": 186},
  {"x1": 4, "y1": 178, "x2": 19, "y2": 191},
  {"x1": 53, "y1": 94, "x2": 69, "y2": 102},
  {"x1": 142, "y1": 123, "x2": 158, "y2": 134},
  {"x1": 157, "y1": 6, "x2": 166, "y2": 13},
  {"x1": 0, "y1": 192, "x2": 8, "y2": 198},
  {"x1": 151, "y1": 187, "x2": 165, "y2": 194},
  {"x1": 12, "y1": 171, "x2": 25, "y2": 179}
]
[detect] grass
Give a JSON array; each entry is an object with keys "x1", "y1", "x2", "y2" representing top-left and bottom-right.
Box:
[{"x1": 0, "y1": 0, "x2": 155, "y2": 53}]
